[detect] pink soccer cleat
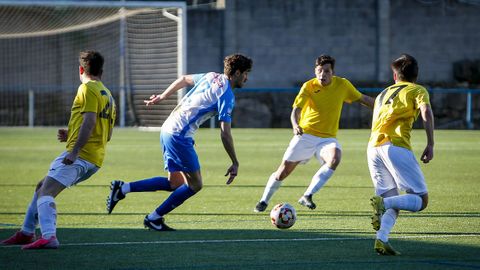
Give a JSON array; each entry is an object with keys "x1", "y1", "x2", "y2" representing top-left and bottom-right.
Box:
[
  {"x1": 22, "y1": 236, "x2": 59, "y2": 250},
  {"x1": 1, "y1": 231, "x2": 35, "y2": 245}
]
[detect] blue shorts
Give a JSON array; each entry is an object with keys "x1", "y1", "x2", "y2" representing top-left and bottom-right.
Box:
[{"x1": 161, "y1": 132, "x2": 200, "y2": 173}]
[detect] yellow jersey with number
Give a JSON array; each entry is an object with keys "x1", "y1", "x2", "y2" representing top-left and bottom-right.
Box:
[
  {"x1": 66, "y1": 80, "x2": 116, "y2": 167},
  {"x1": 368, "y1": 82, "x2": 430, "y2": 150},
  {"x1": 293, "y1": 76, "x2": 362, "y2": 138}
]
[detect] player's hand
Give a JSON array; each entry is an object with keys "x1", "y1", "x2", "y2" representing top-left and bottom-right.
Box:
[
  {"x1": 225, "y1": 163, "x2": 239, "y2": 185},
  {"x1": 62, "y1": 151, "x2": 78, "y2": 165},
  {"x1": 57, "y1": 129, "x2": 68, "y2": 142},
  {"x1": 420, "y1": 145, "x2": 434, "y2": 164},
  {"x1": 144, "y1": 94, "x2": 162, "y2": 106}
]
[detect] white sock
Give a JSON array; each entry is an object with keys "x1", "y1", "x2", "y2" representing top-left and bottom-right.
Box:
[
  {"x1": 21, "y1": 192, "x2": 38, "y2": 235},
  {"x1": 260, "y1": 173, "x2": 282, "y2": 204},
  {"x1": 37, "y1": 196, "x2": 57, "y2": 239},
  {"x1": 384, "y1": 194, "x2": 422, "y2": 212},
  {"x1": 376, "y1": 209, "x2": 398, "y2": 242},
  {"x1": 121, "y1": 183, "x2": 131, "y2": 195},
  {"x1": 147, "y1": 211, "x2": 162, "y2": 220},
  {"x1": 304, "y1": 165, "x2": 334, "y2": 196}
]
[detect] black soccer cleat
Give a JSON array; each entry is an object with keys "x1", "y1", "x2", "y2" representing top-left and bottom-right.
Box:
[
  {"x1": 298, "y1": 194, "x2": 317, "y2": 210},
  {"x1": 254, "y1": 201, "x2": 268, "y2": 212},
  {"x1": 106, "y1": 180, "x2": 125, "y2": 214},
  {"x1": 143, "y1": 215, "x2": 175, "y2": 231}
]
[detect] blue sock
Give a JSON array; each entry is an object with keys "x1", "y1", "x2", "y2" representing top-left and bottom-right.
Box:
[
  {"x1": 155, "y1": 185, "x2": 196, "y2": 216},
  {"x1": 130, "y1": 176, "x2": 173, "y2": 192}
]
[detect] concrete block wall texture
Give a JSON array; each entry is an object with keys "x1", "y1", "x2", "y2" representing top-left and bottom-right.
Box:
[
  {"x1": 188, "y1": 0, "x2": 480, "y2": 87},
  {"x1": 1, "y1": 1, "x2": 478, "y2": 127},
  {"x1": 187, "y1": 9, "x2": 226, "y2": 74},
  {"x1": 187, "y1": 0, "x2": 480, "y2": 128},
  {"x1": 389, "y1": 0, "x2": 480, "y2": 83},
  {"x1": 223, "y1": 0, "x2": 378, "y2": 87}
]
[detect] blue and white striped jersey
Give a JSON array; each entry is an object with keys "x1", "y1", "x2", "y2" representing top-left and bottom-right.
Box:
[{"x1": 161, "y1": 72, "x2": 234, "y2": 138}]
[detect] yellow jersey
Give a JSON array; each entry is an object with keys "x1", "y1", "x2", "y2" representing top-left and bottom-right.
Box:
[
  {"x1": 293, "y1": 76, "x2": 362, "y2": 138},
  {"x1": 66, "y1": 80, "x2": 116, "y2": 167},
  {"x1": 368, "y1": 82, "x2": 430, "y2": 150}
]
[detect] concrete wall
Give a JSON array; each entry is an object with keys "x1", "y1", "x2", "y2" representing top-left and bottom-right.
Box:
[
  {"x1": 188, "y1": 0, "x2": 480, "y2": 86},
  {"x1": 187, "y1": 9, "x2": 225, "y2": 74},
  {"x1": 1, "y1": 1, "x2": 479, "y2": 127},
  {"x1": 389, "y1": 0, "x2": 480, "y2": 83},
  {"x1": 187, "y1": 0, "x2": 480, "y2": 129}
]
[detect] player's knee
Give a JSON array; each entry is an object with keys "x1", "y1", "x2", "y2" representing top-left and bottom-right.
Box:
[
  {"x1": 35, "y1": 179, "x2": 44, "y2": 191},
  {"x1": 187, "y1": 177, "x2": 202, "y2": 192},
  {"x1": 419, "y1": 194, "x2": 428, "y2": 211},
  {"x1": 36, "y1": 177, "x2": 65, "y2": 197},
  {"x1": 278, "y1": 171, "x2": 289, "y2": 180},
  {"x1": 277, "y1": 161, "x2": 297, "y2": 180},
  {"x1": 325, "y1": 156, "x2": 341, "y2": 170},
  {"x1": 190, "y1": 182, "x2": 202, "y2": 193},
  {"x1": 324, "y1": 149, "x2": 341, "y2": 169},
  {"x1": 419, "y1": 203, "x2": 427, "y2": 211},
  {"x1": 327, "y1": 158, "x2": 341, "y2": 169}
]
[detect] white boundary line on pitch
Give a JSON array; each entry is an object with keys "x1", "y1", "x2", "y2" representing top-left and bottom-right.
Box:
[{"x1": 1, "y1": 234, "x2": 478, "y2": 248}]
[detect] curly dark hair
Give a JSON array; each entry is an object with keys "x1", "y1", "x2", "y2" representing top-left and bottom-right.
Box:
[
  {"x1": 315, "y1": 55, "x2": 335, "y2": 70},
  {"x1": 79, "y1": 50, "x2": 104, "y2": 77},
  {"x1": 223, "y1": 54, "x2": 253, "y2": 77},
  {"x1": 391, "y1": 54, "x2": 418, "y2": 82}
]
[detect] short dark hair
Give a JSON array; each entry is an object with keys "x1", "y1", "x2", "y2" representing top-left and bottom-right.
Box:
[
  {"x1": 79, "y1": 50, "x2": 104, "y2": 77},
  {"x1": 315, "y1": 55, "x2": 335, "y2": 70},
  {"x1": 223, "y1": 54, "x2": 253, "y2": 77},
  {"x1": 391, "y1": 54, "x2": 418, "y2": 82}
]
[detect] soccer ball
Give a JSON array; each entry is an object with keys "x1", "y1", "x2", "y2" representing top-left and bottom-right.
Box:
[{"x1": 270, "y1": 202, "x2": 296, "y2": 229}]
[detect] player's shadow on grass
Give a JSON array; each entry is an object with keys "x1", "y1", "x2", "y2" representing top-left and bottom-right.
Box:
[{"x1": 1, "y1": 228, "x2": 480, "y2": 270}]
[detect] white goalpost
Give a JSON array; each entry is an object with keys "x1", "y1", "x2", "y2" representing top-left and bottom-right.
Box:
[{"x1": 0, "y1": 1, "x2": 186, "y2": 127}]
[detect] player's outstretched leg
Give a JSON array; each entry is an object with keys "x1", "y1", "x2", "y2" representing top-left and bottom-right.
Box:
[
  {"x1": 254, "y1": 173, "x2": 283, "y2": 213},
  {"x1": 106, "y1": 180, "x2": 125, "y2": 214},
  {"x1": 143, "y1": 216, "x2": 175, "y2": 231},
  {"x1": 298, "y1": 194, "x2": 316, "y2": 210},
  {"x1": 374, "y1": 239, "x2": 400, "y2": 255},
  {"x1": 142, "y1": 184, "x2": 195, "y2": 231},
  {"x1": 370, "y1": 195, "x2": 385, "y2": 231},
  {"x1": 25, "y1": 195, "x2": 60, "y2": 250}
]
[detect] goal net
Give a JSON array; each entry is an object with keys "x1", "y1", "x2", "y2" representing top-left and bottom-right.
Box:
[{"x1": 0, "y1": 1, "x2": 186, "y2": 127}]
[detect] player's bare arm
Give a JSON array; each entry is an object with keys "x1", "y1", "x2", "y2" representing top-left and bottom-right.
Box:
[
  {"x1": 220, "y1": 121, "x2": 239, "y2": 185},
  {"x1": 357, "y1": 94, "x2": 375, "y2": 109},
  {"x1": 107, "y1": 108, "x2": 115, "y2": 142},
  {"x1": 420, "y1": 104, "x2": 434, "y2": 163},
  {"x1": 63, "y1": 112, "x2": 96, "y2": 165},
  {"x1": 290, "y1": 107, "x2": 303, "y2": 135},
  {"x1": 144, "y1": 75, "x2": 195, "y2": 106}
]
